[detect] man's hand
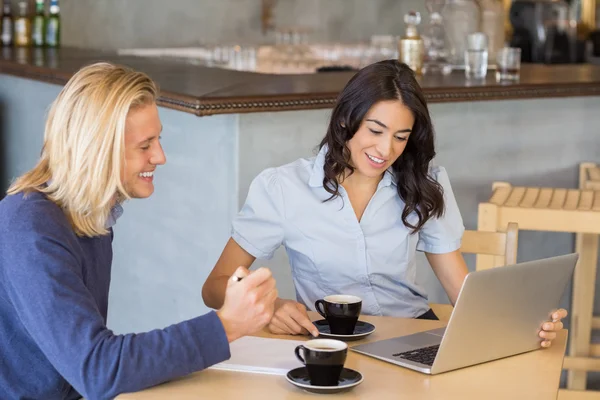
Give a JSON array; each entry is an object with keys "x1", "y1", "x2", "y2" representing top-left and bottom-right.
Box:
[{"x1": 217, "y1": 266, "x2": 278, "y2": 342}]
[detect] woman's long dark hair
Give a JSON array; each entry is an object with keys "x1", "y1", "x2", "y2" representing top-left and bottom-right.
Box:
[{"x1": 319, "y1": 60, "x2": 444, "y2": 233}]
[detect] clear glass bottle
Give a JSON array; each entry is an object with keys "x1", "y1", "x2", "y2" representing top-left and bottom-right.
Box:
[
  {"x1": 442, "y1": 0, "x2": 481, "y2": 66},
  {"x1": 423, "y1": 0, "x2": 452, "y2": 75},
  {"x1": 1, "y1": 1, "x2": 13, "y2": 47},
  {"x1": 478, "y1": 0, "x2": 505, "y2": 64}
]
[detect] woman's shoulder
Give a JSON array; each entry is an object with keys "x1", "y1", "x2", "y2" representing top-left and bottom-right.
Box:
[
  {"x1": 253, "y1": 154, "x2": 318, "y2": 188},
  {"x1": 428, "y1": 164, "x2": 449, "y2": 179},
  {"x1": 427, "y1": 165, "x2": 456, "y2": 188}
]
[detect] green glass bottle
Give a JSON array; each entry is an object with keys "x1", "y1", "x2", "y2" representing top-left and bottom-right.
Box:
[
  {"x1": 45, "y1": 0, "x2": 59, "y2": 48},
  {"x1": 32, "y1": 0, "x2": 45, "y2": 47}
]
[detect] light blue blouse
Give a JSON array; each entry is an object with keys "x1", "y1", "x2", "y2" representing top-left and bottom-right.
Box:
[{"x1": 232, "y1": 146, "x2": 465, "y2": 318}]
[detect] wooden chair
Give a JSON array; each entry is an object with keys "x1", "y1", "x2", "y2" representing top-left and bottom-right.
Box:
[
  {"x1": 582, "y1": 162, "x2": 600, "y2": 190},
  {"x1": 478, "y1": 165, "x2": 600, "y2": 395},
  {"x1": 558, "y1": 164, "x2": 600, "y2": 399},
  {"x1": 558, "y1": 391, "x2": 600, "y2": 400},
  {"x1": 429, "y1": 222, "x2": 519, "y2": 321}
]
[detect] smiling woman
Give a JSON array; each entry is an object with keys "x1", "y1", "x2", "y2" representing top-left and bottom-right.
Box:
[
  {"x1": 202, "y1": 60, "x2": 465, "y2": 329},
  {"x1": 202, "y1": 59, "x2": 567, "y2": 349},
  {"x1": 319, "y1": 61, "x2": 443, "y2": 232}
]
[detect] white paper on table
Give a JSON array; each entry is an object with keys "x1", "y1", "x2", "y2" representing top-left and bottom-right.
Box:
[{"x1": 209, "y1": 336, "x2": 305, "y2": 376}]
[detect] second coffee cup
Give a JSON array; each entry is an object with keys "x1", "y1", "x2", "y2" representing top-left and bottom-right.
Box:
[
  {"x1": 294, "y1": 339, "x2": 348, "y2": 386},
  {"x1": 315, "y1": 295, "x2": 362, "y2": 335}
]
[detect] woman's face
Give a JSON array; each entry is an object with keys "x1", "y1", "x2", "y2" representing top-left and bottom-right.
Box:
[{"x1": 346, "y1": 100, "x2": 414, "y2": 180}]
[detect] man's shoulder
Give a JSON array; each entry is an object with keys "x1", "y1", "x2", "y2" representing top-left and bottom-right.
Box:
[{"x1": 0, "y1": 191, "x2": 69, "y2": 235}]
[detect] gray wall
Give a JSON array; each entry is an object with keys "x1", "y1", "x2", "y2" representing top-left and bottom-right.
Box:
[
  {"x1": 0, "y1": 74, "x2": 59, "y2": 190},
  {"x1": 55, "y1": 0, "x2": 426, "y2": 50},
  {"x1": 108, "y1": 110, "x2": 239, "y2": 333}
]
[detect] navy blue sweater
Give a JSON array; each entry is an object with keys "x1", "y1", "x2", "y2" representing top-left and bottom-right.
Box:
[{"x1": 0, "y1": 192, "x2": 230, "y2": 400}]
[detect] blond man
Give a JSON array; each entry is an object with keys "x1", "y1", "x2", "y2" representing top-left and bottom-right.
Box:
[{"x1": 0, "y1": 63, "x2": 277, "y2": 399}]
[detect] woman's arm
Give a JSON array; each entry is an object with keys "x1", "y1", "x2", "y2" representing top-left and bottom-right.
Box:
[
  {"x1": 205, "y1": 168, "x2": 286, "y2": 309},
  {"x1": 425, "y1": 250, "x2": 468, "y2": 305},
  {"x1": 202, "y1": 237, "x2": 257, "y2": 309},
  {"x1": 202, "y1": 238, "x2": 319, "y2": 336}
]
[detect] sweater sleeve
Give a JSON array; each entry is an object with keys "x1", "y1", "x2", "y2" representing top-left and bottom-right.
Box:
[{"x1": 1, "y1": 210, "x2": 230, "y2": 399}]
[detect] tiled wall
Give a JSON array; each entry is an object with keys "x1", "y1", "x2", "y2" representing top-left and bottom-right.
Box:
[{"x1": 58, "y1": 0, "x2": 427, "y2": 49}]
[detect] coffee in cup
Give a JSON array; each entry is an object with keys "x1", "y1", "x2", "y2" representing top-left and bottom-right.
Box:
[
  {"x1": 294, "y1": 339, "x2": 348, "y2": 386},
  {"x1": 315, "y1": 295, "x2": 362, "y2": 335}
]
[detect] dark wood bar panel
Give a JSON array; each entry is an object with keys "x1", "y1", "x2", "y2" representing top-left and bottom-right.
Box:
[{"x1": 1, "y1": 47, "x2": 600, "y2": 116}]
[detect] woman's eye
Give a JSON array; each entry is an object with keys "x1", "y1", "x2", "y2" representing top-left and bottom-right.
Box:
[
  {"x1": 395, "y1": 136, "x2": 407, "y2": 141},
  {"x1": 369, "y1": 129, "x2": 382, "y2": 134}
]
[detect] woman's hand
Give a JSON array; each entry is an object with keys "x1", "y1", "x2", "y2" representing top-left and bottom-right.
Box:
[
  {"x1": 268, "y1": 298, "x2": 320, "y2": 337},
  {"x1": 539, "y1": 309, "x2": 568, "y2": 348}
]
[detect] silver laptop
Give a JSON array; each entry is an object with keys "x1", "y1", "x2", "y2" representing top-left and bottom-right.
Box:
[{"x1": 350, "y1": 253, "x2": 577, "y2": 374}]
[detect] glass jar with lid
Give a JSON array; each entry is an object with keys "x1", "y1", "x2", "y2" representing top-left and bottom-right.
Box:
[
  {"x1": 441, "y1": 0, "x2": 481, "y2": 66},
  {"x1": 423, "y1": 0, "x2": 452, "y2": 74},
  {"x1": 478, "y1": 0, "x2": 505, "y2": 64}
]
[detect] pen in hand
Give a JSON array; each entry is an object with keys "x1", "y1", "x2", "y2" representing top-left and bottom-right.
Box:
[{"x1": 231, "y1": 267, "x2": 249, "y2": 282}]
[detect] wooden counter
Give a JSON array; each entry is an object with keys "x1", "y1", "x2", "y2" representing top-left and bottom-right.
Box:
[{"x1": 2, "y1": 46, "x2": 600, "y2": 116}]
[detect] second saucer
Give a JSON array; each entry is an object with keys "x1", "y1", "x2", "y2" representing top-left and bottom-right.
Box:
[{"x1": 314, "y1": 319, "x2": 376, "y2": 341}]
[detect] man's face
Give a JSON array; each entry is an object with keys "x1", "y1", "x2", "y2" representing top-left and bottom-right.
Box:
[{"x1": 121, "y1": 103, "x2": 166, "y2": 199}]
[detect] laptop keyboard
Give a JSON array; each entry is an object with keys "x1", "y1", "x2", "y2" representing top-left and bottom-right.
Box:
[{"x1": 393, "y1": 344, "x2": 440, "y2": 366}]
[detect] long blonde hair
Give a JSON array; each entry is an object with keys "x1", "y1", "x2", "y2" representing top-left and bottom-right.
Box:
[{"x1": 8, "y1": 62, "x2": 158, "y2": 237}]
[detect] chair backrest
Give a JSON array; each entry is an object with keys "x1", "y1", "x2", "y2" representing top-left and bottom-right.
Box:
[
  {"x1": 581, "y1": 162, "x2": 600, "y2": 190},
  {"x1": 460, "y1": 222, "x2": 519, "y2": 270},
  {"x1": 429, "y1": 222, "x2": 521, "y2": 321}
]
